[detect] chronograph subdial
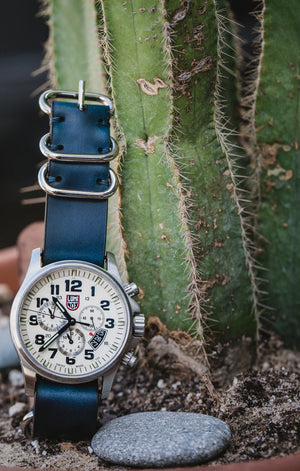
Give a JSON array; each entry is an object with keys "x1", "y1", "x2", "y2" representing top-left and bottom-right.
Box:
[
  {"x1": 38, "y1": 300, "x2": 65, "y2": 332},
  {"x1": 79, "y1": 306, "x2": 104, "y2": 331},
  {"x1": 58, "y1": 328, "x2": 85, "y2": 356}
]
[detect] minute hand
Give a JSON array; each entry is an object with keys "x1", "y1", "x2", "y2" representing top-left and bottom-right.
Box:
[{"x1": 39, "y1": 319, "x2": 73, "y2": 352}]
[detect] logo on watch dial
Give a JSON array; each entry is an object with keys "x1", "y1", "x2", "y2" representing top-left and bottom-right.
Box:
[{"x1": 66, "y1": 295, "x2": 80, "y2": 311}]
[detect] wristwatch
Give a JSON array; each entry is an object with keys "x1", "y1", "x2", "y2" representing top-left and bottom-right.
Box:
[{"x1": 10, "y1": 82, "x2": 145, "y2": 440}]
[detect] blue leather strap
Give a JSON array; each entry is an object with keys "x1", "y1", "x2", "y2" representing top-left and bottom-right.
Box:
[
  {"x1": 42, "y1": 101, "x2": 110, "y2": 267},
  {"x1": 33, "y1": 377, "x2": 98, "y2": 440},
  {"x1": 33, "y1": 100, "x2": 111, "y2": 440}
]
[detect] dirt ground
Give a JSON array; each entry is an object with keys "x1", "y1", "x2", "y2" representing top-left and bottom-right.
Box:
[{"x1": 0, "y1": 291, "x2": 299, "y2": 470}]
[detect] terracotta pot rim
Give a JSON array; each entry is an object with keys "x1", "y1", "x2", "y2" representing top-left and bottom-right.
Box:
[{"x1": 1, "y1": 452, "x2": 300, "y2": 471}]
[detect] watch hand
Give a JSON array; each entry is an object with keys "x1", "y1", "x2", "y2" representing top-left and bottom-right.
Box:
[
  {"x1": 39, "y1": 319, "x2": 74, "y2": 352},
  {"x1": 52, "y1": 296, "x2": 72, "y2": 322},
  {"x1": 90, "y1": 316, "x2": 96, "y2": 329},
  {"x1": 76, "y1": 320, "x2": 92, "y2": 327},
  {"x1": 48, "y1": 308, "x2": 55, "y2": 319},
  {"x1": 26, "y1": 308, "x2": 65, "y2": 321},
  {"x1": 67, "y1": 333, "x2": 74, "y2": 344}
]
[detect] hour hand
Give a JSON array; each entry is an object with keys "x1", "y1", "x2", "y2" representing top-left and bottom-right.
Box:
[{"x1": 52, "y1": 296, "x2": 72, "y2": 322}]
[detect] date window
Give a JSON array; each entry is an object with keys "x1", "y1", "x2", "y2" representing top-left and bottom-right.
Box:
[{"x1": 88, "y1": 328, "x2": 107, "y2": 350}]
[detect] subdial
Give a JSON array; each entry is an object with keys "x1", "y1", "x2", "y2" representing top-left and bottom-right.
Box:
[
  {"x1": 38, "y1": 301, "x2": 65, "y2": 332},
  {"x1": 58, "y1": 328, "x2": 85, "y2": 356},
  {"x1": 79, "y1": 306, "x2": 104, "y2": 331}
]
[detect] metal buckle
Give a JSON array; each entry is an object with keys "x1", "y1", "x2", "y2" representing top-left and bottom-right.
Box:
[
  {"x1": 38, "y1": 163, "x2": 118, "y2": 199},
  {"x1": 39, "y1": 133, "x2": 119, "y2": 163},
  {"x1": 22, "y1": 411, "x2": 34, "y2": 439},
  {"x1": 78, "y1": 79, "x2": 86, "y2": 111},
  {"x1": 39, "y1": 88, "x2": 113, "y2": 115}
]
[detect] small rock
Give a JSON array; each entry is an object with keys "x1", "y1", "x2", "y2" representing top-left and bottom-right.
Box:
[
  {"x1": 0, "y1": 327, "x2": 20, "y2": 370},
  {"x1": 9, "y1": 402, "x2": 26, "y2": 417},
  {"x1": 157, "y1": 378, "x2": 166, "y2": 389},
  {"x1": 91, "y1": 412, "x2": 231, "y2": 468},
  {"x1": 8, "y1": 369, "x2": 24, "y2": 387},
  {"x1": 31, "y1": 439, "x2": 40, "y2": 454}
]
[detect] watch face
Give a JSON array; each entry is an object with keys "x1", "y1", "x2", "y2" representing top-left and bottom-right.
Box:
[{"x1": 11, "y1": 261, "x2": 132, "y2": 383}]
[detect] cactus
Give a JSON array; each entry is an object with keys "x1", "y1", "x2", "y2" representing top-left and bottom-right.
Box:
[
  {"x1": 40, "y1": 0, "x2": 299, "y2": 350},
  {"x1": 238, "y1": 0, "x2": 300, "y2": 346}
]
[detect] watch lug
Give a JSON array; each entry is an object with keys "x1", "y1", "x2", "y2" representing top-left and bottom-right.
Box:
[
  {"x1": 22, "y1": 248, "x2": 42, "y2": 286},
  {"x1": 22, "y1": 362, "x2": 37, "y2": 396},
  {"x1": 128, "y1": 297, "x2": 141, "y2": 314},
  {"x1": 106, "y1": 252, "x2": 122, "y2": 283},
  {"x1": 101, "y1": 367, "x2": 118, "y2": 399}
]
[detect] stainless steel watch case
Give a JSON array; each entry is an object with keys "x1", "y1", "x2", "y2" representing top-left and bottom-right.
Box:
[{"x1": 10, "y1": 248, "x2": 143, "y2": 399}]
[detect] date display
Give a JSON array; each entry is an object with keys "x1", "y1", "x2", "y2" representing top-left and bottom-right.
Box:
[{"x1": 88, "y1": 328, "x2": 107, "y2": 350}]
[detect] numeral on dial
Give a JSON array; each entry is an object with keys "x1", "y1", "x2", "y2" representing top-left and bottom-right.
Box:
[
  {"x1": 101, "y1": 300, "x2": 110, "y2": 311},
  {"x1": 105, "y1": 318, "x2": 115, "y2": 328},
  {"x1": 50, "y1": 285, "x2": 60, "y2": 295},
  {"x1": 29, "y1": 315, "x2": 38, "y2": 326},
  {"x1": 84, "y1": 349, "x2": 94, "y2": 360},
  {"x1": 36, "y1": 297, "x2": 49, "y2": 308},
  {"x1": 35, "y1": 334, "x2": 45, "y2": 345},
  {"x1": 65, "y1": 280, "x2": 82, "y2": 292},
  {"x1": 66, "y1": 357, "x2": 76, "y2": 365},
  {"x1": 49, "y1": 348, "x2": 57, "y2": 359}
]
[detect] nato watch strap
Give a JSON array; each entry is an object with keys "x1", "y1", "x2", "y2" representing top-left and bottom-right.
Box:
[
  {"x1": 33, "y1": 95, "x2": 113, "y2": 440},
  {"x1": 42, "y1": 100, "x2": 110, "y2": 267},
  {"x1": 33, "y1": 377, "x2": 98, "y2": 440}
]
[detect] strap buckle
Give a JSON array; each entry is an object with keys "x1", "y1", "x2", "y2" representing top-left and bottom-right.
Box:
[
  {"x1": 39, "y1": 88, "x2": 113, "y2": 115},
  {"x1": 38, "y1": 163, "x2": 118, "y2": 200}
]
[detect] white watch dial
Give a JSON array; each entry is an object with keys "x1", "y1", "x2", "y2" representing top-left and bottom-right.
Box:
[{"x1": 14, "y1": 263, "x2": 131, "y2": 381}]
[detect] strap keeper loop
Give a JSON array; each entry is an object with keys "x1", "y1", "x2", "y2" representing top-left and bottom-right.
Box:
[{"x1": 38, "y1": 163, "x2": 118, "y2": 200}]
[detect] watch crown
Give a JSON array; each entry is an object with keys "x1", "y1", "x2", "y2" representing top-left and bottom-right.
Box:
[
  {"x1": 133, "y1": 314, "x2": 145, "y2": 337},
  {"x1": 124, "y1": 282, "x2": 139, "y2": 297},
  {"x1": 122, "y1": 351, "x2": 137, "y2": 368}
]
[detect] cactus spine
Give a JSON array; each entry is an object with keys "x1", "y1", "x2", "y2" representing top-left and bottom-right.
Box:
[
  {"x1": 250, "y1": 0, "x2": 300, "y2": 346},
  {"x1": 42, "y1": 0, "x2": 300, "y2": 348}
]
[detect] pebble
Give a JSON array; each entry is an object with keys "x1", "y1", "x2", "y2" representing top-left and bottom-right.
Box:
[
  {"x1": 9, "y1": 402, "x2": 26, "y2": 417},
  {"x1": 0, "y1": 326, "x2": 20, "y2": 370},
  {"x1": 8, "y1": 369, "x2": 24, "y2": 387},
  {"x1": 31, "y1": 440, "x2": 40, "y2": 454},
  {"x1": 91, "y1": 411, "x2": 231, "y2": 468}
]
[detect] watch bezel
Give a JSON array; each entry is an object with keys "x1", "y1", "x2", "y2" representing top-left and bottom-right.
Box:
[{"x1": 10, "y1": 259, "x2": 133, "y2": 385}]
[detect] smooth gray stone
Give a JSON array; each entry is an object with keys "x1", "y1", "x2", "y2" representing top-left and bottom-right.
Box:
[
  {"x1": 0, "y1": 326, "x2": 19, "y2": 370},
  {"x1": 91, "y1": 411, "x2": 231, "y2": 468}
]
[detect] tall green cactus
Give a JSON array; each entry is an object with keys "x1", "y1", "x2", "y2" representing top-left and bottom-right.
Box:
[
  {"x1": 241, "y1": 0, "x2": 300, "y2": 346},
  {"x1": 41, "y1": 0, "x2": 299, "y2": 348}
]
